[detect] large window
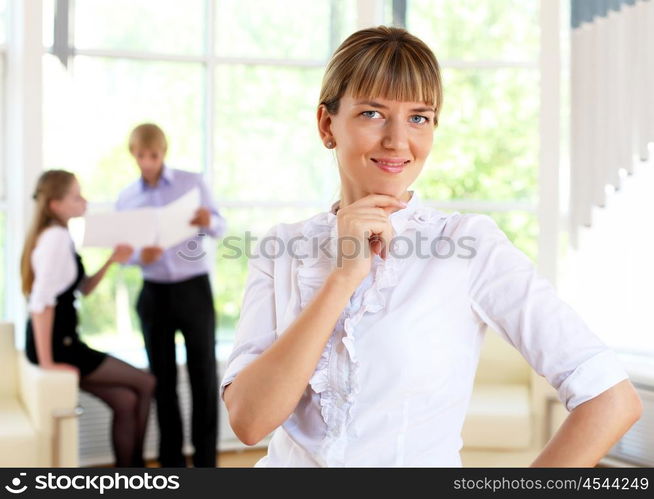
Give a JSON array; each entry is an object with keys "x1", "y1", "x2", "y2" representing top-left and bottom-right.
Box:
[
  {"x1": 388, "y1": 0, "x2": 540, "y2": 262},
  {"x1": 42, "y1": 0, "x2": 541, "y2": 353},
  {"x1": 42, "y1": 0, "x2": 356, "y2": 352},
  {"x1": 0, "y1": 0, "x2": 7, "y2": 321},
  {"x1": 211, "y1": 0, "x2": 356, "y2": 341},
  {"x1": 0, "y1": 0, "x2": 5, "y2": 43}
]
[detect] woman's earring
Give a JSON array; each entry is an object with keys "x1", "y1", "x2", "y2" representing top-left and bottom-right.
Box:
[{"x1": 326, "y1": 140, "x2": 335, "y2": 149}]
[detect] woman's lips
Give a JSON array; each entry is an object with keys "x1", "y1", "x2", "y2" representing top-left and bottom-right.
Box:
[{"x1": 371, "y1": 158, "x2": 410, "y2": 174}]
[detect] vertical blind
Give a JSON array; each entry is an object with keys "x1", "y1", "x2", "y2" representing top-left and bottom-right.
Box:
[{"x1": 569, "y1": 0, "x2": 654, "y2": 247}]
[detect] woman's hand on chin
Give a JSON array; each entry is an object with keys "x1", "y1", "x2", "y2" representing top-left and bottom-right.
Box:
[{"x1": 334, "y1": 193, "x2": 406, "y2": 283}]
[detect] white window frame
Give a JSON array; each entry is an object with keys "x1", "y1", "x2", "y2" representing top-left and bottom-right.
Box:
[
  {"x1": 363, "y1": 0, "x2": 558, "y2": 282},
  {"x1": 5, "y1": 0, "x2": 43, "y2": 330},
  {"x1": 0, "y1": 32, "x2": 6, "y2": 318},
  {"x1": 3, "y1": 0, "x2": 557, "y2": 338}
]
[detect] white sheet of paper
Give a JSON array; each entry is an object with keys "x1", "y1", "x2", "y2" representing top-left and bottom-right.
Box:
[
  {"x1": 156, "y1": 187, "x2": 201, "y2": 248},
  {"x1": 82, "y1": 208, "x2": 157, "y2": 248},
  {"x1": 81, "y1": 187, "x2": 201, "y2": 250}
]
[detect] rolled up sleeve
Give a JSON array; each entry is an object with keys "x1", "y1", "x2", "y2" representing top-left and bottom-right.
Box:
[
  {"x1": 219, "y1": 225, "x2": 279, "y2": 402},
  {"x1": 463, "y1": 214, "x2": 629, "y2": 412}
]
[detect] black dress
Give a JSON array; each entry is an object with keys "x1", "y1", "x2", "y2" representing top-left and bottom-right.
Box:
[{"x1": 25, "y1": 251, "x2": 107, "y2": 377}]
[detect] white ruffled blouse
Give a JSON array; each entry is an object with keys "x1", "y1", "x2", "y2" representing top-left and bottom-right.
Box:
[{"x1": 219, "y1": 190, "x2": 629, "y2": 467}]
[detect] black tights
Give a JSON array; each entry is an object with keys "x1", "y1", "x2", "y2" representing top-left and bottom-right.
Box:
[{"x1": 80, "y1": 356, "x2": 156, "y2": 467}]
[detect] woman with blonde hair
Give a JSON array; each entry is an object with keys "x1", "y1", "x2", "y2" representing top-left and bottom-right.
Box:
[
  {"x1": 21, "y1": 170, "x2": 156, "y2": 467},
  {"x1": 220, "y1": 26, "x2": 642, "y2": 467}
]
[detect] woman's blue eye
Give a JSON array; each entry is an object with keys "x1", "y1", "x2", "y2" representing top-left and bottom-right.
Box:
[
  {"x1": 410, "y1": 115, "x2": 429, "y2": 124},
  {"x1": 360, "y1": 111, "x2": 429, "y2": 124}
]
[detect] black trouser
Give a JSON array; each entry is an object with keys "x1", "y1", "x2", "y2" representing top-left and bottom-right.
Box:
[{"x1": 136, "y1": 273, "x2": 218, "y2": 467}]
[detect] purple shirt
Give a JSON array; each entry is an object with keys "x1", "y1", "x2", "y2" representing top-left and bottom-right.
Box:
[{"x1": 116, "y1": 165, "x2": 227, "y2": 283}]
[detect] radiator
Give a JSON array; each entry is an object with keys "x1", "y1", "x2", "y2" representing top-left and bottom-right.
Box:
[{"x1": 77, "y1": 359, "x2": 264, "y2": 467}]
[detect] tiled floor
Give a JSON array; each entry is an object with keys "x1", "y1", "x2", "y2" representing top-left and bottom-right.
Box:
[
  {"x1": 218, "y1": 449, "x2": 267, "y2": 468},
  {"x1": 138, "y1": 449, "x2": 266, "y2": 468},
  {"x1": 137, "y1": 449, "x2": 266, "y2": 468}
]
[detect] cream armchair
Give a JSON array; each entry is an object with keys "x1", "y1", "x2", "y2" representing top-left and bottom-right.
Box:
[{"x1": 0, "y1": 322, "x2": 80, "y2": 467}]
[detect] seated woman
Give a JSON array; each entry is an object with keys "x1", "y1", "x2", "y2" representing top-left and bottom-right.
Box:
[{"x1": 21, "y1": 169, "x2": 156, "y2": 468}]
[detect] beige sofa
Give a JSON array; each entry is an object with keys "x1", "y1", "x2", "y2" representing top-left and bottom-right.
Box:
[{"x1": 0, "y1": 322, "x2": 80, "y2": 467}]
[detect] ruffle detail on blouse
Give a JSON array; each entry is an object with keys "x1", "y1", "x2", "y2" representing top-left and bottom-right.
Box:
[
  {"x1": 293, "y1": 196, "x2": 450, "y2": 460},
  {"x1": 293, "y1": 212, "x2": 338, "y2": 398}
]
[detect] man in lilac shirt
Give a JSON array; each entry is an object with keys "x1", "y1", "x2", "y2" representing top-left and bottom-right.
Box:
[{"x1": 116, "y1": 123, "x2": 227, "y2": 467}]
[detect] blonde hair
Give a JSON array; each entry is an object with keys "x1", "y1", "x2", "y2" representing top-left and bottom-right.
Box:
[
  {"x1": 20, "y1": 170, "x2": 76, "y2": 296},
  {"x1": 128, "y1": 123, "x2": 168, "y2": 154},
  {"x1": 319, "y1": 26, "x2": 443, "y2": 126}
]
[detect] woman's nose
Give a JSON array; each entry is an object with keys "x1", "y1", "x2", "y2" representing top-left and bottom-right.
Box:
[{"x1": 381, "y1": 118, "x2": 409, "y2": 150}]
